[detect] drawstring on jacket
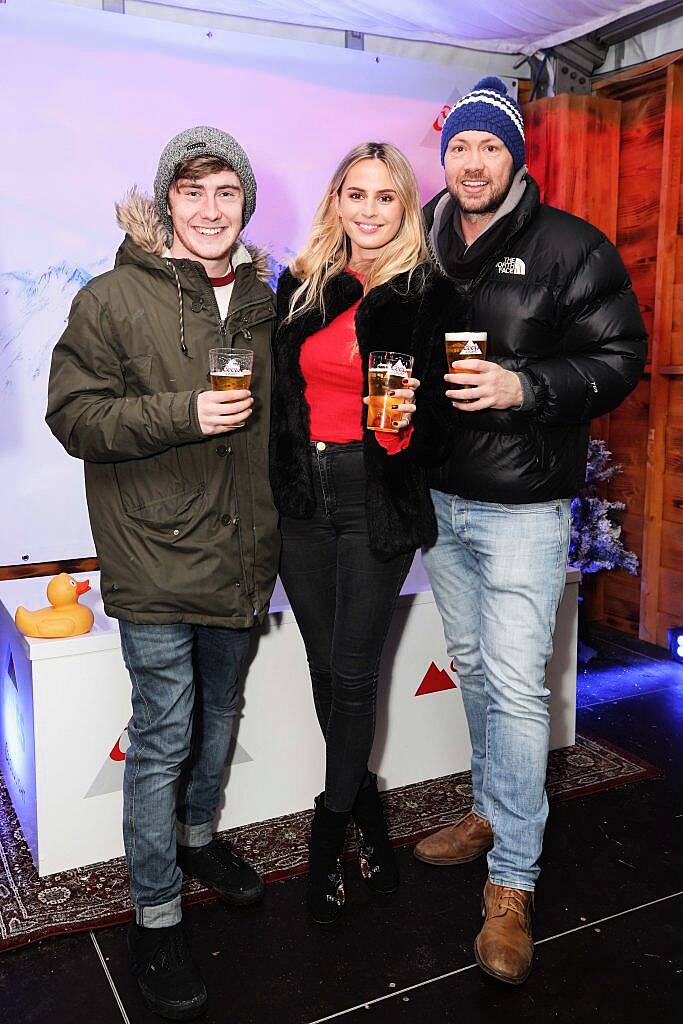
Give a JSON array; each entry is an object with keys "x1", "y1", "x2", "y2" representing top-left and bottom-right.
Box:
[{"x1": 168, "y1": 262, "x2": 189, "y2": 357}]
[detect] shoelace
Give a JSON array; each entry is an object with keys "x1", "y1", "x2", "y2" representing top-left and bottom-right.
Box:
[
  {"x1": 494, "y1": 887, "x2": 530, "y2": 919},
  {"x1": 150, "y1": 931, "x2": 187, "y2": 974},
  {"x1": 463, "y1": 812, "x2": 490, "y2": 834},
  {"x1": 209, "y1": 841, "x2": 245, "y2": 870}
]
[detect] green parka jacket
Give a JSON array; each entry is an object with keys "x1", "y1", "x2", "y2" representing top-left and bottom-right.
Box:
[{"x1": 46, "y1": 190, "x2": 280, "y2": 627}]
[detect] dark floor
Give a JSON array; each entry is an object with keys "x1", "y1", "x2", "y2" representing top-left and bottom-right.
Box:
[{"x1": 1, "y1": 629, "x2": 682, "y2": 1024}]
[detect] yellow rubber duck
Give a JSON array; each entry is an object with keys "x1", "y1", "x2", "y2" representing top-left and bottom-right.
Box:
[{"x1": 15, "y1": 573, "x2": 95, "y2": 639}]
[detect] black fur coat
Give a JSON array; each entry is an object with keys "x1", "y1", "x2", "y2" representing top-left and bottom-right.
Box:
[{"x1": 270, "y1": 264, "x2": 467, "y2": 561}]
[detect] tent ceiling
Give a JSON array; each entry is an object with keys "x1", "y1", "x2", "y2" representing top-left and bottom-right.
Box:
[{"x1": 150, "y1": 1, "x2": 669, "y2": 53}]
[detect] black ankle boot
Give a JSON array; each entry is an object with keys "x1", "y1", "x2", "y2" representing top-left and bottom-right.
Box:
[
  {"x1": 352, "y1": 775, "x2": 399, "y2": 896},
  {"x1": 307, "y1": 794, "x2": 350, "y2": 925},
  {"x1": 128, "y1": 921, "x2": 207, "y2": 1020}
]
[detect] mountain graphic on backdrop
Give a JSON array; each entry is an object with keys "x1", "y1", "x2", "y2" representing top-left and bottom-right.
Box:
[
  {"x1": 0, "y1": 252, "x2": 288, "y2": 393},
  {"x1": 0, "y1": 260, "x2": 103, "y2": 391},
  {"x1": 415, "y1": 661, "x2": 458, "y2": 696},
  {"x1": 85, "y1": 725, "x2": 255, "y2": 799}
]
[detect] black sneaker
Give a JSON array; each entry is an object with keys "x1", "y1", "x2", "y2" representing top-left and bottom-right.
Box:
[
  {"x1": 128, "y1": 921, "x2": 207, "y2": 1021},
  {"x1": 177, "y1": 838, "x2": 265, "y2": 906}
]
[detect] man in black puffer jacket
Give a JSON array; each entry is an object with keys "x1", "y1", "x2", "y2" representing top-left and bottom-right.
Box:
[{"x1": 414, "y1": 77, "x2": 647, "y2": 985}]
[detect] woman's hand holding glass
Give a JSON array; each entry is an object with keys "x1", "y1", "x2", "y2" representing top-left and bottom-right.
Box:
[{"x1": 363, "y1": 376, "x2": 420, "y2": 430}]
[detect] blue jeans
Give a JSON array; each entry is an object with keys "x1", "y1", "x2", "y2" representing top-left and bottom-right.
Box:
[
  {"x1": 422, "y1": 492, "x2": 571, "y2": 891},
  {"x1": 119, "y1": 621, "x2": 251, "y2": 927}
]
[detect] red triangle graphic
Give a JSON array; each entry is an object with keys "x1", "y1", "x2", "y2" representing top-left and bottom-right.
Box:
[
  {"x1": 415, "y1": 662, "x2": 457, "y2": 696},
  {"x1": 109, "y1": 726, "x2": 129, "y2": 762}
]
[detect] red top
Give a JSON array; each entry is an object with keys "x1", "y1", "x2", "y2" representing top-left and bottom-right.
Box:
[
  {"x1": 299, "y1": 272, "x2": 412, "y2": 453},
  {"x1": 300, "y1": 296, "x2": 364, "y2": 443}
]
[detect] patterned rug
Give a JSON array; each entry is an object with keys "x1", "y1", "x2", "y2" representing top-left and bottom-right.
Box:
[{"x1": 0, "y1": 734, "x2": 660, "y2": 953}]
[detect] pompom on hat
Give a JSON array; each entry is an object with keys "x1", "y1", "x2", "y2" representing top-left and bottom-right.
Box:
[{"x1": 440, "y1": 76, "x2": 526, "y2": 171}]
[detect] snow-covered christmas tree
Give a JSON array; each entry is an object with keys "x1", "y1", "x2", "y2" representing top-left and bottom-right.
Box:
[{"x1": 569, "y1": 439, "x2": 639, "y2": 576}]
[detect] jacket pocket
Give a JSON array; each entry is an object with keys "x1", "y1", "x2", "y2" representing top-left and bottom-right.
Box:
[
  {"x1": 122, "y1": 354, "x2": 153, "y2": 394},
  {"x1": 527, "y1": 423, "x2": 550, "y2": 472},
  {"x1": 114, "y1": 447, "x2": 204, "y2": 528}
]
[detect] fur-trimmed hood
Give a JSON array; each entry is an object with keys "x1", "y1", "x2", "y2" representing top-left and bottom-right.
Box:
[{"x1": 115, "y1": 187, "x2": 271, "y2": 283}]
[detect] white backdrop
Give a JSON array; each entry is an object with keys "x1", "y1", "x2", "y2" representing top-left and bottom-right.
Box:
[{"x1": 0, "y1": 0, "x2": 515, "y2": 570}]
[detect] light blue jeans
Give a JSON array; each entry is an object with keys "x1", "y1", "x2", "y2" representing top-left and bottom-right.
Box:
[
  {"x1": 422, "y1": 492, "x2": 572, "y2": 891},
  {"x1": 119, "y1": 621, "x2": 251, "y2": 927}
]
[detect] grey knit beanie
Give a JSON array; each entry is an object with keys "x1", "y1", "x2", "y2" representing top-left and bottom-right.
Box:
[{"x1": 154, "y1": 125, "x2": 257, "y2": 241}]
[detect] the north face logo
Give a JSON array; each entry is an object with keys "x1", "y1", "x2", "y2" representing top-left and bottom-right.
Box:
[{"x1": 496, "y1": 257, "x2": 526, "y2": 275}]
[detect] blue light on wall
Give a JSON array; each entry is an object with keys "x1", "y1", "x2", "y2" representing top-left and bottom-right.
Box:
[{"x1": 669, "y1": 627, "x2": 683, "y2": 664}]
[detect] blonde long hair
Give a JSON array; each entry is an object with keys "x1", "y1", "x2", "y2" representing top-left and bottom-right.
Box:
[{"x1": 286, "y1": 142, "x2": 429, "y2": 323}]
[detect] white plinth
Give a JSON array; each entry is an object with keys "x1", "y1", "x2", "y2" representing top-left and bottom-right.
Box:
[{"x1": 0, "y1": 566, "x2": 579, "y2": 876}]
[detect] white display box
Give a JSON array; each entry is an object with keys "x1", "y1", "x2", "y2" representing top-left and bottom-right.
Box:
[{"x1": 0, "y1": 568, "x2": 579, "y2": 876}]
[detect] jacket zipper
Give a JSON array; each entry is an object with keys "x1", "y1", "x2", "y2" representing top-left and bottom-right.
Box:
[
  {"x1": 185, "y1": 260, "x2": 273, "y2": 343},
  {"x1": 182, "y1": 264, "x2": 272, "y2": 608},
  {"x1": 211, "y1": 292, "x2": 273, "y2": 612},
  {"x1": 225, "y1": 303, "x2": 273, "y2": 610},
  {"x1": 217, "y1": 299, "x2": 274, "y2": 345}
]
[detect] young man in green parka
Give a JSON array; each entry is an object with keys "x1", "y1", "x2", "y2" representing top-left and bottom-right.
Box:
[{"x1": 47, "y1": 126, "x2": 280, "y2": 1021}]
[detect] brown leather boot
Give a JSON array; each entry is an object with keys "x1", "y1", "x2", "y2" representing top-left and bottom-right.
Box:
[
  {"x1": 413, "y1": 811, "x2": 493, "y2": 865},
  {"x1": 474, "y1": 880, "x2": 534, "y2": 984}
]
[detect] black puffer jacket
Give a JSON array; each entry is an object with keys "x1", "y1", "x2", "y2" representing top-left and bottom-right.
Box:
[
  {"x1": 271, "y1": 266, "x2": 466, "y2": 560},
  {"x1": 423, "y1": 173, "x2": 648, "y2": 502}
]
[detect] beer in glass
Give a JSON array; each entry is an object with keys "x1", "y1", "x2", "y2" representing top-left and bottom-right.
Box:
[
  {"x1": 367, "y1": 351, "x2": 414, "y2": 433},
  {"x1": 209, "y1": 348, "x2": 254, "y2": 391},
  {"x1": 445, "y1": 332, "x2": 487, "y2": 399}
]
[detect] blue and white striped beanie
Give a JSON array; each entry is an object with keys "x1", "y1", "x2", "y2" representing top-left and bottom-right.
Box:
[{"x1": 440, "y1": 76, "x2": 525, "y2": 171}]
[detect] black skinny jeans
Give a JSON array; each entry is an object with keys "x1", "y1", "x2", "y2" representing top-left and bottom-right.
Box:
[{"x1": 279, "y1": 441, "x2": 413, "y2": 813}]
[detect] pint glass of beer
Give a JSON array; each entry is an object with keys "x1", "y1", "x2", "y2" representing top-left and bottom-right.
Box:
[
  {"x1": 445, "y1": 332, "x2": 487, "y2": 398},
  {"x1": 367, "y1": 351, "x2": 414, "y2": 433},
  {"x1": 209, "y1": 348, "x2": 254, "y2": 391}
]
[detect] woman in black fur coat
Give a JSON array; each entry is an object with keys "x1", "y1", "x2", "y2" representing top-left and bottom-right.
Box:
[{"x1": 271, "y1": 142, "x2": 465, "y2": 923}]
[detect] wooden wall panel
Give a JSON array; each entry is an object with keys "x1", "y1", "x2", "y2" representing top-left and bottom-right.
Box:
[
  {"x1": 538, "y1": 56, "x2": 683, "y2": 644},
  {"x1": 524, "y1": 94, "x2": 622, "y2": 240},
  {"x1": 657, "y1": 611, "x2": 681, "y2": 647},
  {"x1": 597, "y1": 378, "x2": 650, "y2": 630},
  {"x1": 607, "y1": 384, "x2": 650, "y2": 519},
  {"x1": 630, "y1": 263, "x2": 656, "y2": 345},
  {"x1": 522, "y1": 93, "x2": 623, "y2": 625},
  {"x1": 598, "y1": 84, "x2": 661, "y2": 634},
  {"x1": 638, "y1": 64, "x2": 683, "y2": 644},
  {"x1": 664, "y1": 411, "x2": 683, "y2": 528},
  {"x1": 613, "y1": 87, "x2": 663, "y2": 348},
  {"x1": 659, "y1": 566, "x2": 683, "y2": 616},
  {"x1": 595, "y1": 65, "x2": 671, "y2": 638},
  {"x1": 661, "y1": 519, "x2": 683, "y2": 572},
  {"x1": 662, "y1": 474, "x2": 683, "y2": 525},
  {"x1": 671, "y1": 333, "x2": 683, "y2": 364},
  {"x1": 523, "y1": 99, "x2": 549, "y2": 198},
  {"x1": 672, "y1": 285, "x2": 683, "y2": 329}
]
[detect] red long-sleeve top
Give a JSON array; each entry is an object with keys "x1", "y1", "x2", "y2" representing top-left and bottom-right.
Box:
[
  {"x1": 300, "y1": 297, "x2": 364, "y2": 443},
  {"x1": 299, "y1": 277, "x2": 411, "y2": 452}
]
